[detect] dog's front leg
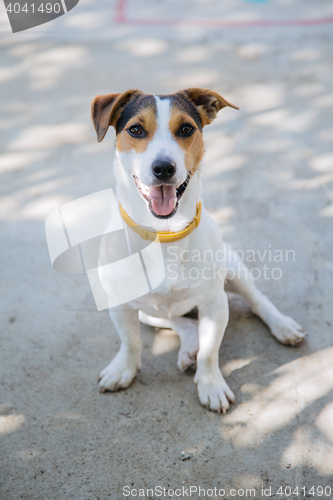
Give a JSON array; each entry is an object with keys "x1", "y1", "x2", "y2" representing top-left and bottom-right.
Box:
[
  {"x1": 194, "y1": 291, "x2": 235, "y2": 413},
  {"x1": 99, "y1": 307, "x2": 142, "y2": 393}
]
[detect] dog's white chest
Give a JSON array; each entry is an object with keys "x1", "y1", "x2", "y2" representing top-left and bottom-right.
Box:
[
  {"x1": 130, "y1": 261, "x2": 223, "y2": 319},
  {"x1": 131, "y1": 290, "x2": 199, "y2": 319}
]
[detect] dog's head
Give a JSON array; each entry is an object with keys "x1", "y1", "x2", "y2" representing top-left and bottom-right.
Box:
[{"x1": 91, "y1": 88, "x2": 238, "y2": 219}]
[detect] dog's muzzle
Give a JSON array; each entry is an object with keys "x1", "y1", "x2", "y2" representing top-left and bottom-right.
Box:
[{"x1": 134, "y1": 172, "x2": 191, "y2": 219}]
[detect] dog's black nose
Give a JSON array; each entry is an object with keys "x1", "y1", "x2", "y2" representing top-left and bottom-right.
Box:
[{"x1": 152, "y1": 159, "x2": 176, "y2": 181}]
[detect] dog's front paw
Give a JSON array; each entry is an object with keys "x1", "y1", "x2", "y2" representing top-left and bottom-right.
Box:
[
  {"x1": 194, "y1": 371, "x2": 235, "y2": 414},
  {"x1": 270, "y1": 314, "x2": 306, "y2": 346},
  {"x1": 98, "y1": 352, "x2": 141, "y2": 393}
]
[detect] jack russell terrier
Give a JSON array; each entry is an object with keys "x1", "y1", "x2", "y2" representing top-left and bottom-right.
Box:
[{"x1": 91, "y1": 88, "x2": 305, "y2": 413}]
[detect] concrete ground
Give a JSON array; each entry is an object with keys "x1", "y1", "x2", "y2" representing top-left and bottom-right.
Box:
[{"x1": 1, "y1": 0, "x2": 333, "y2": 499}]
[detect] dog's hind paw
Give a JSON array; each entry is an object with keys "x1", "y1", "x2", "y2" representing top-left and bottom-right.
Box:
[
  {"x1": 98, "y1": 353, "x2": 141, "y2": 392},
  {"x1": 177, "y1": 348, "x2": 197, "y2": 372},
  {"x1": 176, "y1": 318, "x2": 199, "y2": 372},
  {"x1": 269, "y1": 314, "x2": 306, "y2": 346}
]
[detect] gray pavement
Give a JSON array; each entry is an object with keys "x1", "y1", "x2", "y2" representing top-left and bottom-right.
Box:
[{"x1": 1, "y1": 0, "x2": 333, "y2": 499}]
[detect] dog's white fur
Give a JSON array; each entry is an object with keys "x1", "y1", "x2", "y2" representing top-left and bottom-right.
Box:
[{"x1": 98, "y1": 95, "x2": 305, "y2": 413}]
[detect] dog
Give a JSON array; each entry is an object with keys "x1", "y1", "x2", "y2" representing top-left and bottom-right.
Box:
[{"x1": 91, "y1": 88, "x2": 305, "y2": 413}]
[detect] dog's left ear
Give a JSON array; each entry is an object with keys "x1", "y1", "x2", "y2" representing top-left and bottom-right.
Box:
[
  {"x1": 91, "y1": 89, "x2": 142, "y2": 142},
  {"x1": 183, "y1": 88, "x2": 239, "y2": 126}
]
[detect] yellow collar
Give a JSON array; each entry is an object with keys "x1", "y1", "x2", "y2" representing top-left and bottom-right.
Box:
[{"x1": 119, "y1": 201, "x2": 202, "y2": 243}]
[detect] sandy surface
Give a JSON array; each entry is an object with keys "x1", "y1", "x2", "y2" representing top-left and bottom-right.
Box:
[{"x1": 1, "y1": 0, "x2": 333, "y2": 499}]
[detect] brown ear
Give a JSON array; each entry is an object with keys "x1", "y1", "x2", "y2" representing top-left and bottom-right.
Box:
[
  {"x1": 183, "y1": 88, "x2": 239, "y2": 126},
  {"x1": 91, "y1": 89, "x2": 142, "y2": 142}
]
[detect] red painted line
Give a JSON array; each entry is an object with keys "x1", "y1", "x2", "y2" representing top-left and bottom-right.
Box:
[
  {"x1": 114, "y1": 0, "x2": 333, "y2": 27},
  {"x1": 117, "y1": 17, "x2": 333, "y2": 27},
  {"x1": 115, "y1": 0, "x2": 126, "y2": 23}
]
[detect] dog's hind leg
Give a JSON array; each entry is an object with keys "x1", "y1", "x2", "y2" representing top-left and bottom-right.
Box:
[
  {"x1": 224, "y1": 248, "x2": 306, "y2": 346},
  {"x1": 139, "y1": 311, "x2": 199, "y2": 372}
]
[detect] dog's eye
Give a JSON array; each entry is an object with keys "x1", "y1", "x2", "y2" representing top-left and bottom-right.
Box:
[
  {"x1": 128, "y1": 125, "x2": 143, "y2": 137},
  {"x1": 179, "y1": 123, "x2": 195, "y2": 136}
]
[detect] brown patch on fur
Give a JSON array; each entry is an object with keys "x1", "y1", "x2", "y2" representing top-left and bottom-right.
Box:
[
  {"x1": 91, "y1": 89, "x2": 142, "y2": 142},
  {"x1": 169, "y1": 107, "x2": 205, "y2": 174},
  {"x1": 117, "y1": 106, "x2": 157, "y2": 154},
  {"x1": 183, "y1": 88, "x2": 239, "y2": 126}
]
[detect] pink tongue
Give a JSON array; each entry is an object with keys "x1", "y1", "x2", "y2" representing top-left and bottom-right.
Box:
[{"x1": 148, "y1": 185, "x2": 177, "y2": 216}]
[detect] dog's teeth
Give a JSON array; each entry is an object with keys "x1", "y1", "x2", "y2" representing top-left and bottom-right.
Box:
[{"x1": 173, "y1": 198, "x2": 177, "y2": 208}]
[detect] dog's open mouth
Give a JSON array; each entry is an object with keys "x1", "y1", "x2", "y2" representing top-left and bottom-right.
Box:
[{"x1": 133, "y1": 173, "x2": 191, "y2": 219}]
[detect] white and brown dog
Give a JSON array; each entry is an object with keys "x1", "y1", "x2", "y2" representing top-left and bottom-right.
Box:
[{"x1": 91, "y1": 88, "x2": 305, "y2": 413}]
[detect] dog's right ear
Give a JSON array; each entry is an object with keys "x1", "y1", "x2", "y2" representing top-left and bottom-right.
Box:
[{"x1": 91, "y1": 89, "x2": 142, "y2": 142}]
